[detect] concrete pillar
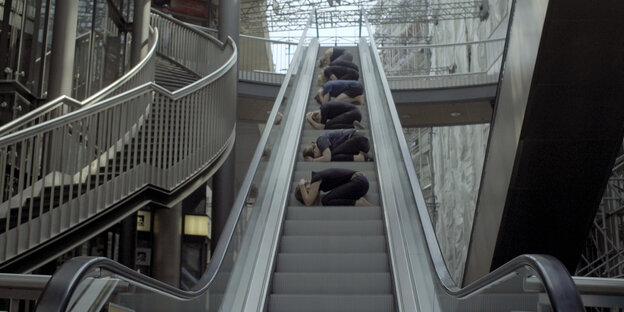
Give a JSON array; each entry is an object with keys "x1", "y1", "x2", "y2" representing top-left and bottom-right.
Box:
[
  {"x1": 132, "y1": 0, "x2": 151, "y2": 66},
  {"x1": 47, "y1": 0, "x2": 79, "y2": 99},
  {"x1": 118, "y1": 213, "x2": 137, "y2": 269},
  {"x1": 152, "y1": 204, "x2": 182, "y2": 286}
]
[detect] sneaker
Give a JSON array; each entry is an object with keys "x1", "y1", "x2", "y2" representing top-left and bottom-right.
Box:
[{"x1": 353, "y1": 120, "x2": 365, "y2": 130}]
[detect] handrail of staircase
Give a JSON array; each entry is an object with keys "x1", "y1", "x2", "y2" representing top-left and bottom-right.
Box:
[
  {"x1": 34, "y1": 11, "x2": 314, "y2": 312},
  {"x1": 0, "y1": 12, "x2": 237, "y2": 273},
  {"x1": 362, "y1": 4, "x2": 583, "y2": 311},
  {"x1": 0, "y1": 28, "x2": 159, "y2": 137}
]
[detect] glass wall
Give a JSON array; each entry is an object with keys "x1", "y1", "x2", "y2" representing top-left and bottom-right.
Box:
[
  {"x1": 0, "y1": 0, "x2": 132, "y2": 106},
  {"x1": 73, "y1": 0, "x2": 131, "y2": 100}
]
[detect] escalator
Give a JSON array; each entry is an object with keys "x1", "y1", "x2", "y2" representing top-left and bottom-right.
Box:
[
  {"x1": 268, "y1": 47, "x2": 394, "y2": 311},
  {"x1": 33, "y1": 12, "x2": 585, "y2": 312}
]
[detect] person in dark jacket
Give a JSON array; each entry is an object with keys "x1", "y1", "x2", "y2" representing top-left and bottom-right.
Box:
[
  {"x1": 330, "y1": 59, "x2": 359, "y2": 71},
  {"x1": 315, "y1": 80, "x2": 365, "y2": 105},
  {"x1": 317, "y1": 48, "x2": 353, "y2": 67},
  {"x1": 316, "y1": 66, "x2": 360, "y2": 85},
  {"x1": 302, "y1": 129, "x2": 371, "y2": 162},
  {"x1": 305, "y1": 101, "x2": 364, "y2": 130},
  {"x1": 295, "y1": 168, "x2": 372, "y2": 206}
]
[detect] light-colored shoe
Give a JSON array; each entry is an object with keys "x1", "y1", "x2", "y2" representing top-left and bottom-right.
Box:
[{"x1": 353, "y1": 120, "x2": 365, "y2": 130}]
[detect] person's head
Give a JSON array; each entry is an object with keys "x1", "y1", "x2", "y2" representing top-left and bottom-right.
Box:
[
  {"x1": 310, "y1": 111, "x2": 321, "y2": 123},
  {"x1": 314, "y1": 90, "x2": 323, "y2": 104},
  {"x1": 302, "y1": 142, "x2": 320, "y2": 158},
  {"x1": 317, "y1": 58, "x2": 329, "y2": 68},
  {"x1": 294, "y1": 179, "x2": 310, "y2": 204}
]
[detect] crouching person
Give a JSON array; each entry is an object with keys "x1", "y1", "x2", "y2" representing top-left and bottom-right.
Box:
[
  {"x1": 302, "y1": 129, "x2": 371, "y2": 162},
  {"x1": 295, "y1": 168, "x2": 372, "y2": 206}
]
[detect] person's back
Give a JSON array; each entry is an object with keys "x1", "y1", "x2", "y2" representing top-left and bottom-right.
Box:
[
  {"x1": 317, "y1": 129, "x2": 357, "y2": 151},
  {"x1": 330, "y1": 60, "x2": 359, "y2": 71}
]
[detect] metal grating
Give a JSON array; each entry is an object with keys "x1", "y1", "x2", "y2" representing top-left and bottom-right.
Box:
[{"x1": 240, "y1": 0, "x2": 481, "y2": 32}]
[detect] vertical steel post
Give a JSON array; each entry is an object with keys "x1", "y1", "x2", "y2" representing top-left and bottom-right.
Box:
[
  {"x1": 153, "y1": 204, "x2": 182, "y2": 287},
  {"x1": 212, "y1": 0, "x2": 239, "y2": 252},
  {"x1": 132, "y1": 0, "x2": 151, "y2": 66},
  {"x1": 47, "y1": 0, "x2": 79, "y2": 99},
  {"x1": 119, "y1": 213, "x2": 137, "y2": 270}
]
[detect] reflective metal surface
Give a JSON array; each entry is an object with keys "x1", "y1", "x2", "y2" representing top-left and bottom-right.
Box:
[{"x1": 0, "y1": 11, "x2": 237, "y2": 268}]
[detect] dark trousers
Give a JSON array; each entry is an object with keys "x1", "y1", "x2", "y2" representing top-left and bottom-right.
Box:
[
  {"x1": 322, "y1": 175, "x2": 369, "y2": 206},
  {"x1": 338, "y1": 72, "x2": 359, "y2": 81},
  {"x1": 323, "y1": 106, "x2": 362, "y2": 129},
  {"x1": 332, "y1": 135, "x2": 370, "y2": 161}
]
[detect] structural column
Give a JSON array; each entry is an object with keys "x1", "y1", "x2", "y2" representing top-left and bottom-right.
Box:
[
  {"x1": 47, "y1": 0, "x2": 79, "y2": 99},
  {"x1": 132, "y1": 0, "x2": 151, "y2": 66},
  {"x1": 218, "y1": 0, "x2": 240, "y2": 46},
  {"x1": 212, "y1": 0, "x2": 240, "y2": 251},
  {"x1": 153, "y1": 204, "x2": 182, "y2": 286},
  {"x1": 118, "y1": 213, "x2": 137, "y2": 270}
]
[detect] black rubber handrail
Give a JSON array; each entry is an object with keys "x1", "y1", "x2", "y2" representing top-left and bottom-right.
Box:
[{"x1": 34, "y1": 11, "x2": 315, "y2": 312}]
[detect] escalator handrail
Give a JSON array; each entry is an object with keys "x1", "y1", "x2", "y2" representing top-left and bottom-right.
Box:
[
  {"x1": 193, "y1": 10, "x2": 314, "y2": 291},
  {"x1": 0, "y1": 27, "x2": 159, "y2": 137},
  {"x1": 34, "y1": 11, "x2": 314, "y2": 312},
  {"x1": 362, "y1": 2, "x2": 584, "y2": 311}
]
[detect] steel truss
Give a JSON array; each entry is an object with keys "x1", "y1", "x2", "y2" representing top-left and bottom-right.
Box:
[
  {"x1": 240, "y1": 1, "x2": 481, "y2": 33},
  {"x1": 577, "y1": 151, "x2": 624, "y2": 278}
]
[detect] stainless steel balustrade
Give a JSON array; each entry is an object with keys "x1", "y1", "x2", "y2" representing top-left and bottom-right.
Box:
[
  {"x1": 0, "y1": 11, "x2": 237, "y2": 268},
  {"x1": 381, "y1": 38, "x2": 504, "y2": 90},
  {"x1": 359, "y1": 9, "x2": 584, "y2": 311},
  {"x1": 0, "y1": 29, "x2": 158, "y2": 137},
  {"x1": 33, "y1": 11, "x2": 316, "y2": 312},
  {"x1": 188, "y1": 24, "x2": 299, "y2": 84}
]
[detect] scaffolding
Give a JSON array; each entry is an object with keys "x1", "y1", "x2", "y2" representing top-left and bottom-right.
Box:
[
  {"x1": 577, "y1": 150, "x2": 624, "y2": 278},
  {"x1": 240, "y1": 0, "x2": 482, "y2": 33}
]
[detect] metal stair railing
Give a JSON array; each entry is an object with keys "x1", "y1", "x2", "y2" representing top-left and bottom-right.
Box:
[
  {"x1": 360, "y1": 6, "x2": 584, "y2": 311},
  {"x1": 0, "y1": 29, "x2": 158, "y2": 137},
  {"x1": 31, "y1": 12, "x2": 316, "y2": 312},
  {"x1": 0, "y1": 11, "x2": 237, "y2": 270}
]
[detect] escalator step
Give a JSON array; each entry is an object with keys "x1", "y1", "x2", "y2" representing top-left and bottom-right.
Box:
[
  {"x1": 276, "y1": 253, "x2": 389, "y2": 273},
  {"x1": 280, "y1": 235, "x2": 386, "y2": 253},
  {"x1": 272, "y1": 272, "x2": 392, "y2": 294},
  {"x1": 269, "y1": 294, "x2": 395, "y2": 312},
  {"x1": 288, "y1": 193, "x2": 379, "y2": 206},
  {"x1": 283, "y1": 220, "x2": 383, "y2": 235},
  {"x1": 294, "y1": 162, "x2": 375, "y2": 172},
  {"x1": 286, "y1": 206, "x2": 382, "y2": 220}
]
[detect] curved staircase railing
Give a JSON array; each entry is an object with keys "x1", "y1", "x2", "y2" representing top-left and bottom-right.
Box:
[
  {"x1": 0, "y1": 29, "x2": 158, "y2": 137},
  {"x1": 0, "y1": 11, "x2": 237, "y2": 271}
]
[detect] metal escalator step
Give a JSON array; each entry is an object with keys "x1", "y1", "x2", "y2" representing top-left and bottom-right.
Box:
[
  {"x1": 287, "y1": 206, "x2": 382, "y2": 220},
  {"x1": 301, "y1": 129, "x2": 371, "y2": 138},
  {"x1": 294, "y1": 162, "x2": 375, "y2": 172},
  {"x1": 276, "y1": 253, "x2": 389, "y2": 273},
  {"x1": 272, "y1": 272, "x2": 392, "y2": 294},
  {"x1": 288, "y1": 193, "x2": 379, "y2": 206},
  {"x1": 269, "y1": 294, "x2": 395, "y2": 312},
  {"x1": 289, "y1": 180, "x2": 379, "y2": 193},
  {"x1": 283, "y1": 220, "x2": 383, "y2": 235},
  {"x1": 302, "y1": 119, "x2": 371, "y2": 131},
  {"x1": 280, "y1": 235, "x2": 386, "y2": 253},
  {"x1": 292, "y1": 169, "x2": 376, "y2": 180}
]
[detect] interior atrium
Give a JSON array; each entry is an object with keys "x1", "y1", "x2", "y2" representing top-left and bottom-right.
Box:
[{"x1": 0, "y1": 0, "x2": 623, "y2": 311}]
